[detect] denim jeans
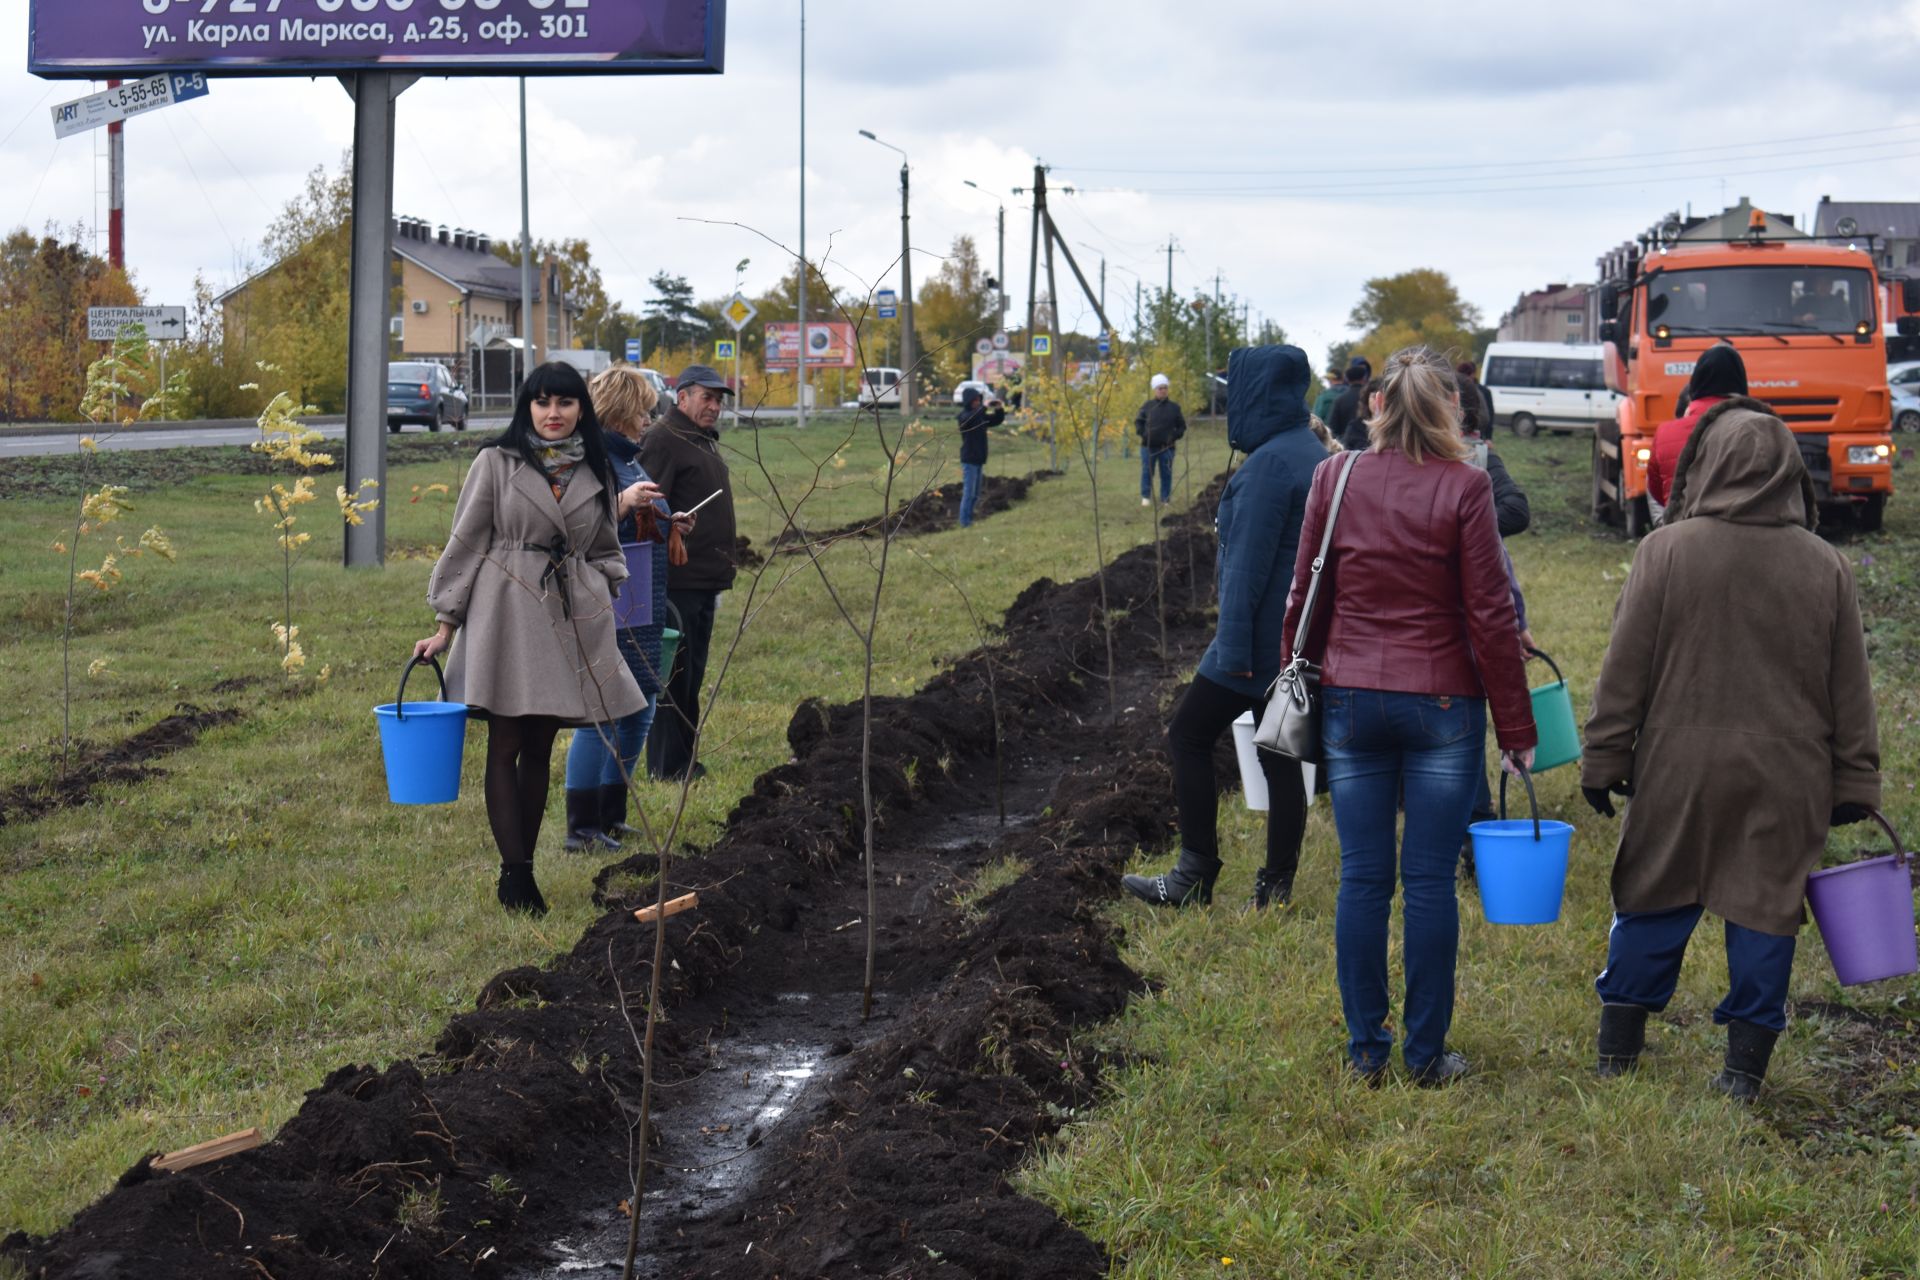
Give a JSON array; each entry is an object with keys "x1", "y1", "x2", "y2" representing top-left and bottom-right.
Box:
[
  {"x1": 1322, "y1": 686, "x2": 1486, "y2": 1073},
  {"x1": 565, "y1": 628, "x2": 658, "y2": 788},
  {"x1": 1140, "y1": 446, "x2": 1174, "y2": 501},
  {"x1": 959, "y1": 462, "x2": 983, "y2": 527},
  {"x1": 1596, "y1": 905, "x2": 1797, "y2": 1032}
]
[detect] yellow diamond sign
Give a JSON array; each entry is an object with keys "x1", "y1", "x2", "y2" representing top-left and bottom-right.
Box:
[{"x1": 723, "y1": 293, "x2": 758, "y2": 331}]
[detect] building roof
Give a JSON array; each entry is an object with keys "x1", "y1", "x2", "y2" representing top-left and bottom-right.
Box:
[
  {"x1": 217, "y1": 216, "x2": 574, "y2": 311},
  {"x1": 1813, "y1": 198, "x2": 1920, "y2": 243}
]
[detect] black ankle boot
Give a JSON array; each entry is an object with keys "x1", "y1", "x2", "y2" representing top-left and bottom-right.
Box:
[
  {"x1": 1122, "y1": 848, "x2": 1221, "y2": 908},
  {"x1": 562, "y1": 788, "x2": 601, "y2": 853},
  {"x1": 1249, "y1": 867, "x2": 1293, "y2": 910},
  {"x1": 1596, "y1": 1003, "x2": 1649, "y2": 1077},
  {"x1": 497, "y1": 861, "x2": 549, "y2": 916},
  {"x1": 597, "y1": 783, "x2": 637, "y2": 847},
  {"x1": 1711, "y1": 1020, "x2": 1778, "y2": 1101}
]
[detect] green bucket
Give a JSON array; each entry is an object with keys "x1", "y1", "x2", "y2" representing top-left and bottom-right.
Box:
[
  {"x1": 659, "y1": 628, "x2": 681, "y2": 685},
  {"x1": 1527, "y1": 646, "x2": 1580, "y2": 773}
]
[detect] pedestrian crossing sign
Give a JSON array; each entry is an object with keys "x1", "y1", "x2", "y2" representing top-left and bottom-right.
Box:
[
  {"x1": 1031, "y1": 334, "x2": 1052, "y2": 356},
  {"x1": 715, "y1": 339, "x2": 737, "y2": 360}
]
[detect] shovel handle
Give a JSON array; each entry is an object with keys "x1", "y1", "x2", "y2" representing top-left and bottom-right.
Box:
[
  {"x1": 1497, "y1": 765, "x2": 1543, "y2": 843},
  {"x1": 395, "y1": 655, "x2": 448, "y2": 721},
  {"x1": 1524, "y1": 644, "x2": 1566, "y2": 687}
]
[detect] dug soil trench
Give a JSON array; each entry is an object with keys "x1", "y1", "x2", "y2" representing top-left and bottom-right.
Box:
[
  {"x1": 4, "y1": 477, "x2": 1231, "y2": 1280},
  {"x1": 770, "y1": 470, "x2": 1062, "y2": 554}
]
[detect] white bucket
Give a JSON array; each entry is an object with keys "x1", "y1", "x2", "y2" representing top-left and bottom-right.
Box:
[{"x1": 1231, "y1": 711, "x2": 1315, "y2": 812}]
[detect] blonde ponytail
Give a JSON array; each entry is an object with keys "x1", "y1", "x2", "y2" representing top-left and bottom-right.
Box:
[{"x1": 1367, "y1": 345, "x2": 1470, "y2": 464}]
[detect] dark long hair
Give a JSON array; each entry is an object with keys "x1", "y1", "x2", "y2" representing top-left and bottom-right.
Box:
[{"x1": 489, "y1": 362, "x2": 618, "y2": 526}]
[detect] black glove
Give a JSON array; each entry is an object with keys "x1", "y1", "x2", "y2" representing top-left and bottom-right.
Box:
[
  {"x1": 1582, "y1": 781, "x2": 1634, "y2": 818},
  {"x1": 1830, "y1": 802, "x2": 1873, "y2": 827}
]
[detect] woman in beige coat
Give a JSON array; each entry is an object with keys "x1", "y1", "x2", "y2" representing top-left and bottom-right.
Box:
[
  {"x1": 414, "y1": 362, "x2": 647, "y2": 915},
  {"x1": 1582, "y1": 398, "x2": 1880, "y2": 1097}
]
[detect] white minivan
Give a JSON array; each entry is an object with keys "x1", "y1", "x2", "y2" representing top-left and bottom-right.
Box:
[
  {"x1": 859, "y1": 366, "x2": 903, "y2": 409},
  {"x1": 1480, "y1": 341, "x2": 1622, "y2": 436}
]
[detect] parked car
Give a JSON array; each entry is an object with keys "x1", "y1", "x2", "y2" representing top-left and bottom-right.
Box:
[
  {"x1": 1480, "y1": 341, "x2": 1622, "y2": 436},
  {"x1": 638, "y1": 367, "x2": 672, "y2": 417},
  {"x1": 951, "y1": 379, "x2": 992, "y2": 405},
  {"x1": 386, "y1": 361, "x2": 468, "y2": 432},
  {"x1": 1893, "y1": 382, "x2": 1920, "y2": 433}
]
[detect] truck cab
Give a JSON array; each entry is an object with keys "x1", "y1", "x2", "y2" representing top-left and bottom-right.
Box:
[{"x1": 1594, "y1": 225, "x2": 1895, "y2": 535}]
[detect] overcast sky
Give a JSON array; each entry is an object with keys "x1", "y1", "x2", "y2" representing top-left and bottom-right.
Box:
[{"x1": 7, "y1": 0, "x2": 1920, "y2": 366}]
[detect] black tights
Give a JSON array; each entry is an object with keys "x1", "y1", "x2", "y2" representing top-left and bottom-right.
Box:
[
  {"x1": 1168, "y1": 673, "x2": 1309, "y2": 876},
  {"x1": 484, "y1": 715, "x2": 563, "y2": 864}
]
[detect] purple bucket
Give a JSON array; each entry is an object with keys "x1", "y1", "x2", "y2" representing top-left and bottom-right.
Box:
[
  {"x1": 1806, "y1": 810, "x2": 1918, "y2": 986},
  {"x1": 613, "y1": 541, "x2": 653, "y2": 628}
]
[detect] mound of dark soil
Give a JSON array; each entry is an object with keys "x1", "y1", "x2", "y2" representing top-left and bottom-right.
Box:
[
  {"x1": 0, "y1": 705, "x2": 242, "y2": 829},
  {"x1": 0, "y1": 435, "x2": 480, "y2": 501},
  {"x1": 4, "y1": 476, "x2": 1229, "y2": 1279},
  {"x1": 771, "y1": 471, "x2": 1061, "y2": 554}
]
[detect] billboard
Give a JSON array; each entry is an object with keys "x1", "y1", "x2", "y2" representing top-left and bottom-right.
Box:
[
  {"x1": 27, "y1": 1, "x2": 725, "y2": 78},
  {"x1": 971, "y1": 351, "x2": 1027, "y2": 386},
  {"x1": 765, "y1": 322, "x2": 857, "y2": 370}
]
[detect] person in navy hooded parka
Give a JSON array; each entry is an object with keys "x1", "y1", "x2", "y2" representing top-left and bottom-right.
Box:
[{"x1": 1122, "y1": 344, "x2": 1332, "y2": 910}]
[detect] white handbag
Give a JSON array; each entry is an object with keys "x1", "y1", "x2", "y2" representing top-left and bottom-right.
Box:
[{"x1": 1253, "y1": 452, "x2": 1358, "y2": 762}]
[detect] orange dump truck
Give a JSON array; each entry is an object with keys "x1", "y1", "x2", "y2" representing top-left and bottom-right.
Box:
[{"x1": 1592, "y1": 215, "x2": 1896, "y2": 534}]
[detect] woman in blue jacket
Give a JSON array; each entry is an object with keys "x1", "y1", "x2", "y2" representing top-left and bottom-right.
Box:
[{"x1": 1123, "y1": 344, "x2": 1333, "y2": 909}]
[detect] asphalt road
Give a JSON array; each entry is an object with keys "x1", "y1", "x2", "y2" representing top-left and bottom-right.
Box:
[{"x1": 0, "y1": 417, "x2": 509, "y2": 458}]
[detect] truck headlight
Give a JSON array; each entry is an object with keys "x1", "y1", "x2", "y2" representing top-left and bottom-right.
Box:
[
  {"x1": 1848, "y1": 445, "x2": 1890, "y2": 465},
  {"x1": 1635, "y1": 447, "x2": 1651, "y2": 463}
]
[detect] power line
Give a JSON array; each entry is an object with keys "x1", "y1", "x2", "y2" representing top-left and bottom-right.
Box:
[
  {"x1": 0, "y1": 85, "x2": 55, "y2": 153},
  {"x1": 1055, "y1": 120, "x2": 1920, "y2": 178},
  {"x1": 159, "y1": 112, "x2": 241, "y2": 261}
]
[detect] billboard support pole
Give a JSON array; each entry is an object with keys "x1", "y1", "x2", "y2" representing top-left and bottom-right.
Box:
[{"x1": 341, "y1": 71, "x2": 411, "y2": 569}]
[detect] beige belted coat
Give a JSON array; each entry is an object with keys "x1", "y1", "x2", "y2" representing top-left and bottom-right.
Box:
[{"x1": 427, "y1": 447, "x2": 646, "y2": 724}]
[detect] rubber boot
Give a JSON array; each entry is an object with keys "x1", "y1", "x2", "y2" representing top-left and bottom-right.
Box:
[
  {"x1": 598, "y1": 783, "x2": 638, "y2": 846},
  {"x1": 496, "y1": 861, "x2": 549, "y2": 917},
  {"x1": 1596, "y1": 1003, "x2": 1649, "y2": 1077},
  {"x1": 1249, "y1": 867, "x2": 1294, "y2": 910},
  {"x1": 1122, "y1": 848, "x2": 1221, "y2": 908},
  {"x1": 1711, "y1": 1020, "x2": 1778, "y2": 1101},
  {"x1": 561, "y1": 788, "x2": 601, "y2": 853}
]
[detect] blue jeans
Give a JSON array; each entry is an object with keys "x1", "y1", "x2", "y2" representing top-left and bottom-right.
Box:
[
  {"x1": 1140, "y1": 447, "x2": 1174, "y2": 501},
  {"x1": 565, "y1": 628, "x2": 658, "y2": 789},
  {"x1": 959, "y1": 462, "x2": 983, "y2": 527},
  {"x1": 1323, "y1": 686, "x2": 1486, "y2": 1073},
  {"x1": 1596, "y1": 905, "x2": 1797, "y2": 1033}
]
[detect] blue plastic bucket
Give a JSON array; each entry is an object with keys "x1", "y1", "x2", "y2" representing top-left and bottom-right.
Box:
[
  {"x1": 373, "y1": 656, "x2": 468, "y2": 804},
  {"x1": 613, "y1": 541, "x2": 653, "y2": 628},
  {"x1": 1526, "y1": 647, "x2": 1580, "y2": 773},
  {"x1": 1469, "y1": 769, "x2": 1574, "y2": 925}
]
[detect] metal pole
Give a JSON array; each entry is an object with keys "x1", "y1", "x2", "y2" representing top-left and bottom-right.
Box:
[
  {"x1": 797, "y1": 0, "x2": 808, "y2": 429},
  {"x1": 518, "y1": 79, "x2": 535, "y2": 382},
  {"x1": 107, "y1": 80, "x2": 124, "y2": 271},
  {"x1": 996, "y1": 203, "x2": 1006, "y2": 325},
  {"x1": 342, "y1": 71, "x2": 409, "y2": 569},
  {"x1": 899, "y1": 160, "x2": 915, "y2": 412}
]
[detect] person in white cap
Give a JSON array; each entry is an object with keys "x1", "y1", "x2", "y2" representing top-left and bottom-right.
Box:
[{"x1": 1134, "y1": 373, "x2": 1187, "y2": 506}]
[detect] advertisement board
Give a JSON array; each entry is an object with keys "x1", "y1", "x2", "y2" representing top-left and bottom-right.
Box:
[
  {"x1": 28, "y1": 0, "x2": 725, "y2": 78},
  {"x1": 971, "y1": 351, "x2": 1026, "y2": 386},
  {"x1": 764, "y1": 322, "x2": 857, "y2": 370}
]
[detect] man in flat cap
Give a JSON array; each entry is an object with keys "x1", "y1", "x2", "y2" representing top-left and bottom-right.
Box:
[{"x1": 641, "y1": 366, "x2": 736, "y2": 782}]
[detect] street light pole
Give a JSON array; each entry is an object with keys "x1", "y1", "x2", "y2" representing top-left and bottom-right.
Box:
[
  {"x1": 964, "y1": 179, "x2": 1007, "y2": 326},
  {"x1": 861, "y1": 130, "x2": 914, "y2": 411},
  {"x1": 797, "y1": 1, "x2": 808, "y2": 429}
]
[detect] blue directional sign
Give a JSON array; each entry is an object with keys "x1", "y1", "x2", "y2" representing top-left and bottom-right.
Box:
[
  {"x1": 1096, "y1": 332, "x2": 1111, "y2": 357},
  {"x1": 626, "y1": 338, "x2": 643, "y2": 364},
  {"x1": 877, "y1": 288, "x2": 897, "y2": 320}
]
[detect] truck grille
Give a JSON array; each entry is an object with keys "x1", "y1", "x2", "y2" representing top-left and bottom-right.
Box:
[
  {"x1": 1796, "y1": 433, "x2": 1831, "y2": 487},
  {"x1": 1758, "y1": 396, "x2": 1841, "y2": 425}
]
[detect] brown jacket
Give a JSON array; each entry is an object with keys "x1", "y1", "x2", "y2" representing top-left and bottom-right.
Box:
[
  {"x1": 428, "y1": 447, "x2": 646, "y2": 723},
  {"x1": 1583, "y1": 399, "x2": 1879, "y2": 935},
  {"x1": 637, "y1": 407, "x2": 736, "y2": 593}
]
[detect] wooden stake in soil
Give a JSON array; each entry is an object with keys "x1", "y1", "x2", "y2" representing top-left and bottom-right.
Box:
[
  {"x1": 633, "y1": 892, "x2": 698, "y2": 925},
  {"x1": 152, "y1": 1127, "x2": 263, "y2": 1173}
]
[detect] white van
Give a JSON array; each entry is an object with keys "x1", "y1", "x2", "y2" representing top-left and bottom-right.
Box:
[
  {"x1": 859, "y1": 366, "x2": 902, "y2": 409},
  {"x1": 1480, "y1": 342, "x2": 1622, "y2": 436}
]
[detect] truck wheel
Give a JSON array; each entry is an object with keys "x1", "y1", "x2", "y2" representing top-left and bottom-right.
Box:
[
  {"x1": 1624, "y1": 495, "x2": 1648, "y2": 539},
  {"x1": 1590, "y1": 440, "x2": 1611, "y2": 522},
  {"x1": 1512, "y1": 413, "x2": 1538, "y2": 438},
  {"x1": 1860, "y1": 494, "x2": 1887, "y2": 533}
]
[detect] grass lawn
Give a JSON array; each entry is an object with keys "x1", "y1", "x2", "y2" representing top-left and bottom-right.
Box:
[
  {"x1": 0, "y1": 408, "x2": 1227, "y2": 1237},
  {"x1": 1023, "y1": 431, "x2": 1920, "y2": 1278}
]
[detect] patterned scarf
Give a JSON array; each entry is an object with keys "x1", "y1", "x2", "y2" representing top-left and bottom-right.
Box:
[{"x1": 536, "y1": 433, "x2": 587, "y2": 500}]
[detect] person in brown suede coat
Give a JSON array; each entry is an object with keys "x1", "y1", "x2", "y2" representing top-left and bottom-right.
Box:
[{"x1": 1581, "y1": 396, "x2": 1880, "y2": 1098}]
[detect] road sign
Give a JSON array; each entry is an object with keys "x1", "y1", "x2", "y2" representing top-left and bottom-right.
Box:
[
  {"x1": 715, "y1": 339, "x2": 737, "y2": 360},
  {"x1": 992, "y1": 331, "x2": 1010, "y2": 350},
  {"x1": 88, "y1": 305, "x2": 185, "y2": 342},
  {"x1": 975, "y1": 338, "x2": 992, "y2": 355},
  {"x1": 27, "y1": 1, "x2": 725, "y2": 78},
  {"x1": 51, "y1": 73, "x2": 208, "y2": 139},
  {"x1": 724, "y1": 293, "x2": 758, "y2": 331},
  {"x1": 626, "y1": 338, "x2": 643, "y2": 364},
  {"x1": 876, "y1": 288, "x2": 897, "y2": 320},
  {"x1": 1030, "y1": 334, "x2": 1052, "y2": 357},
  {"x1": 1096, "y1": 332, "x2": 1111, "y2": 357}
]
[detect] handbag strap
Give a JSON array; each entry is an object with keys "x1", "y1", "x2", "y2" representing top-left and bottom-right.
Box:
[{"x1": 1289, "y1": 451, "x2": 1361, "y2": 659}]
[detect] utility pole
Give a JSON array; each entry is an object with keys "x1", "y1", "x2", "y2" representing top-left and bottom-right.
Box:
[
  {"x1": 996, "y1": 202, "x2": 1006, "y2": 325},
  {"x1": 518, "y1": 79, "x2": 534, "y2": 381},
  {"x1": 106, "y1": 80, "x2": 124, "y2": 271},
  {"x1": 797, "y1": 1, "x2": 808, "y2": 428},
  {"x1": 860, "y1": 128, "x2": 913, "y2": 412},
  {"x1": 1099, "y1": 256, "x2": 1107, "y2": 318}
]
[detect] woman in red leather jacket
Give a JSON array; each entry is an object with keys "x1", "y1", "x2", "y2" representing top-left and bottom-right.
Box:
[{"x1": 1281, "y1": 345, "x2": 1536, "y2": 1087}]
